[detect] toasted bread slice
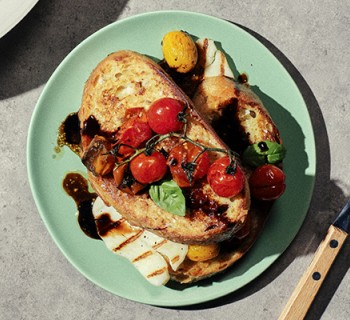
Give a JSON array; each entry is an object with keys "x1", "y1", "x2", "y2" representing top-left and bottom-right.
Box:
[
  {"x1": 78, "y1": 50, "x2": 250, "y2": 244},
  {"x1": 169, "y1": 202, "x2": 271, "y2": 283},
  {"x1": 192, "y1": 76, "x2": 281, "y2": 149}
]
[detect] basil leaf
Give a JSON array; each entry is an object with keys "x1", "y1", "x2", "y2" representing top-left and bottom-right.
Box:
[
  {"x1": 149, "y1": 180, "x2": 186, "y2": 217},
  {"x1": 243, "y1": 141, "x2": 286, "y2": 167}
]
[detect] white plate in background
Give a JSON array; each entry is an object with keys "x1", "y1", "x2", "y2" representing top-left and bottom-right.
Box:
[{"x1": 0, "y1": 0, "x2": 38, "y2": 38}]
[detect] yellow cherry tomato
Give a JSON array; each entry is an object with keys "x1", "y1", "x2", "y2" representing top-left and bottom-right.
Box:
[
  {"x1": 162, "y1": 30, "x2": 198, "y2": 73},
  {"x1": 186, "y1": 243, "x2": 220, "y2": 262}
]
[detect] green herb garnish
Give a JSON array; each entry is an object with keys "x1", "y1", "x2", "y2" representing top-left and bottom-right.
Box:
[
  {"x1": 149, "y1": 180, "x2": 186, "y2": 216},
  {"x1": 243, "y1": 140, "x2": 286, "y2": 167}
]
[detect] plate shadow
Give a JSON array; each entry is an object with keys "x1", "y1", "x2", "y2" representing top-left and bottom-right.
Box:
[{"x1": 0, "y1": 0, "x2": 129, "y2": 99}]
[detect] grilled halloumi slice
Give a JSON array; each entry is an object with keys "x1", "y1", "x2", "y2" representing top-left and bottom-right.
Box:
[
  {"x1": 92, "y1": 196, "x2": 188, "y2": 286},
  {"x1": 196, "y1": 38, "x2": 234, "y2": 79},
  {"x1": 140, "y1": 230, "x2": 187, "y2": 271}
]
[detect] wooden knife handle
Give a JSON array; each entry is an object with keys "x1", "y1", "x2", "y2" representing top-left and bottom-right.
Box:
[{"x1": 279, "y1": 225, "x2": 348, "y2": 320}]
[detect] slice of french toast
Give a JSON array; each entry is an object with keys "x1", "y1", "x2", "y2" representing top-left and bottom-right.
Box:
[
  {"x1": 192, "y1": 76, "x2": 281, "y2": 149},
  {"x1": 78, "y1": 50, "x2": 250, "y2": 245}
]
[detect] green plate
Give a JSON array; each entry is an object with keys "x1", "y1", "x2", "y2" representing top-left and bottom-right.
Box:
[{"x1": 27, "y1": 11, "x2": 316, "y2": 306}]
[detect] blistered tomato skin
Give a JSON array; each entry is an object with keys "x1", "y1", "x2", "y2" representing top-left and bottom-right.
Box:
[
  {"x1": 207, "y1": 156, "x2": 245, "y2": 198},
  {"x1": 116, "y1": 108, "x2": 153, "y2": 157},
  {"x1": 118, "y1": 122, "x2": 152, "y2": 148},
  {"x1": 130, "y1": 151, "x2": 167, "y2": 184},
  {"x1": 147, "y1": 98, "x2": 185, "y2": 134},
  {"x1": 249, "y1": 164, "x2": 286, "y2": 200}
]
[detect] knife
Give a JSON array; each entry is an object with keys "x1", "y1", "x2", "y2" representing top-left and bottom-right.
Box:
[{"x1": 279, "y1": 198, "x2": 350, "y2": 320}]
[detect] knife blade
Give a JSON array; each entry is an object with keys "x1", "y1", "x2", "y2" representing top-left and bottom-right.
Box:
[{"x1": 279, "y1": 198, "x2": 350, "y2": 320}]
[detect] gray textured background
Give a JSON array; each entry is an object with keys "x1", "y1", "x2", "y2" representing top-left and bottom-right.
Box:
[{"x1": 1, "y1": 1, "x2": 349, "y2": 319}]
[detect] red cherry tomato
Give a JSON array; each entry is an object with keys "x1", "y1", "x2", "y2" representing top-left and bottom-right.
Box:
[
  {"x1": 207, "y1": 156, "x2": 245, "y2": 198},
  {"x1": 130, "y1": 151, "x2": 167, "y2": 184},
  {"x1": 249, "y1": 164, "x2": 286, "y2": 200},
  {"x1": 147, "y1": 98, "x2": 185, "y2": 134},
  {"x1": 116, "y1": 108, "x2": 153, "y2": 156},
  {"x1": 167, "y1": 142, "x2": 210, "y2": 187},
  {"x1": 119, "y1": 121, "x2": 152, "y2": 148}
]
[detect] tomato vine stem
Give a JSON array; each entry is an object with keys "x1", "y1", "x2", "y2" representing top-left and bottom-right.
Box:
[{"x1": 112, "y1": 119, "x2": 240, "y2": 177}]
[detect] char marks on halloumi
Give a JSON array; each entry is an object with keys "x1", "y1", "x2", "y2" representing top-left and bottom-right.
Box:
[{"x1": 92, "y1": 196, "x2": 188, "y2": 286}]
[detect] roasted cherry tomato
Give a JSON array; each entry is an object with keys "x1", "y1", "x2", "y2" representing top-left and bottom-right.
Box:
[
  {"x1": 249, "y1": 164, "x2": 286, "y2": 200},
  {"x1": 207, "y1": 156, "x2": 245, "y2": 198},
  {"x1": 167, "y1": 142, "x2": 210, "y2": 187},
  {"x1": 116, "y1": 108, "x2": 153, "y2": 156},
  {"x1": 162, "y1": 30, "x2": 198, "y2": 73},
  {"x1": 113, "y1": 163, "x2": 128, "y2": 187},
  {"x1": 113, "y1": 164, "x2": 145, "y2": 195},
  {"x1": 187, "y1": 243, "x2": 220, "y2": 262},
  {"x1": 118, "y1": 121, "x2": 152, "y2": 150},
  {"x1": 130, "y1": 151, "x2": 167, "y2": 184},
  {"x1": 147, "y1": 98, "x2": 185, "y2": 134}
]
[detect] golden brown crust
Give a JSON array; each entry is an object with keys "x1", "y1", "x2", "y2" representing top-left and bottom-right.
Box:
[
  {"x1": 79, "y1": 51, "x2": 185, "y2": 136},
  {"x1": 79, "y1": 51, "x2": 250, "y2": 245}
]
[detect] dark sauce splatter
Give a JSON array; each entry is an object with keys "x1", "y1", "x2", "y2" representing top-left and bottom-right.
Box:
[
  {"x1": 95, "y1": 213, "x2": 136, "y2": 238},
  {"x1": 211, "y1": 101, "x2": 248, "y2": 153},
  {"x1": 81, "y1": 115, "x2": 116, "y2": 144},
  {"x1": 95, "y1": 214, "x2": 121, "y2": 237},
  {"x1": 158, "y1": 60, "x2": 204, "y2": 98},
  {"x1": 56, "y1": 112, "x2": 81, "y2": 155},
  {"x1": 238, "y1": 73, "x2": 248, "y2": 84},
  {"x1": 258, "y1": 141, "x2": 269, "y2": 152},
  {"x1": 82, "y1": 115, "x2": 100, "y2": 138},
  {"x1": 186, "y1": 188, "x2": 228, "y2": 217},
  {"x1": 62, "y1": 172, "x2": 100, "y2": 240}
]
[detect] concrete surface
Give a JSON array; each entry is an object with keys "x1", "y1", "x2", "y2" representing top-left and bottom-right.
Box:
[{"x1": 1, "y1": 0, "x2": 349, "y2": 319}]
